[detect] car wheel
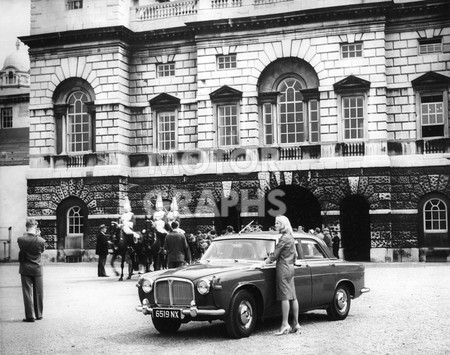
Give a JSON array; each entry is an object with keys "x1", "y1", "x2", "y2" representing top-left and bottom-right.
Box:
[
  {"x1": 225, "y1": 289, "x2": 257, "y2": 339},
  {"x1": 327, "y1": 284, "x2": 351, "y2": 320},
  {"x1": 152, "y1": 317, "x2": 181, "y2": 334}
]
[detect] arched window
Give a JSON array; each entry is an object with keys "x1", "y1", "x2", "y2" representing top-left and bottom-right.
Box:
[
  {"x1": 423, "y1": 198, "x2": 448, "y2": 233},
  {"x1": 261, "y1": 77, "x2": 319, "y2": 145},
  {"x1": 258, "y1": 58, "x2": 320, "y2": 147},
  {"x1": 65, "y1": 206, "x2": 84, "y2": 249},
  {"x1": 53, "y1": 78, "x2": 95, "y2": 155},
  {"x1": 278, "y1": 78, "x2": 305, "y2": 144},
  {"x1": 67, "y1": 91, "x2": 91, "y2": 152},
  {"x1": 8, "y1": 71, "x2": 15, "y2": 85}
]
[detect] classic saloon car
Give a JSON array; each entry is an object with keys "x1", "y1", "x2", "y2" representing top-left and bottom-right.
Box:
[{"x1": 136, "y1": 231, "x2": 369, "y2": 338}]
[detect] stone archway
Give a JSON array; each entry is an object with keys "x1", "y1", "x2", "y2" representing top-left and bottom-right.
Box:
[
  {"x1": 263, "y1": 185, "x2": 321, "y2": 231},
  {"x1": 214, "y1": 200, "x2": 240, "y2": 235},
  {"x1": 56, "y1": 196, "x2": 89, "y2": 262},
  {"x1": 340, "y1": 195, "x2": 371, "y2": 261}
]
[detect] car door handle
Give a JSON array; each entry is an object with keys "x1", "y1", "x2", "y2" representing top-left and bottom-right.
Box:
[{"x1": 294, "y1": 262, "x2": 309, "y2": 268}]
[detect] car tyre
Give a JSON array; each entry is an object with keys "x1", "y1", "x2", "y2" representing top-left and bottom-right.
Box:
[
  {"x1": 327, "y1": 284, "x2": 351, "y2": 320},
  {"x1": 225, "y1": 289, "x2": 257, "y2": 339},
  {"x1": 152, "y1": 317, "x2": 181, "y2": 334}
]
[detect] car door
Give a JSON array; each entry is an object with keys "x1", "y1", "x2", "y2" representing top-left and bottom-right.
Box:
[
  {"x1": 294, "y1": 240, "x2": 313, "y2": 310},
  {"x1": 301, "y1": 239, "x2": 336, "y2": 307}
]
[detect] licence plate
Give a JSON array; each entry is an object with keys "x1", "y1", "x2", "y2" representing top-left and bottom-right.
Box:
[{"x1": 153, "y1": 308, "x2": 181, "y2": 319}]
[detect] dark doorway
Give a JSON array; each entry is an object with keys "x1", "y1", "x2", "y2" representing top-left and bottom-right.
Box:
[
  {"x1": 340, "y1": 195, "x2": 371, "y2": 261},
  {"x1": 56, "y1": 197, "x2": 89, "y2": 262},
  {"x1": 215, "y1": 200, "x2": 240, "y2": 235},
  {"x1": 263, "y1": 185, "x2": 321, "y2": 232}
]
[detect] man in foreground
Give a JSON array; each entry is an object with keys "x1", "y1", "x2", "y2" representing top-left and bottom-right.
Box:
[{"x1": 17, "y1": 218, "x2": 46, "y2": 322}]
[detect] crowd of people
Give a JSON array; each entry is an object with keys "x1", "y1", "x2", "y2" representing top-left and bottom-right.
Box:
[
  {"x1": 295, "y1": 225, "x2": 341, "y2": 259},
  {"x1": 96, "y1": 213, "x2": 233, "y2": 273},
  {"x1": 98, "y1": 214, "x2": 342, "y2": 274}
]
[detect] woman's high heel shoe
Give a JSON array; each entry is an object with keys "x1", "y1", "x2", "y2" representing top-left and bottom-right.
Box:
[
  {"x1": 274, "y1": 325, "x2": 291, "y2": 336},
  {"x1": 290, "y1": 325, "x2": 301, "y2": 334}
]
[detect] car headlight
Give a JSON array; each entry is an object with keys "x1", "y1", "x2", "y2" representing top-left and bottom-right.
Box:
[
  {"x1": 142, "y1": 278, "x2": 153, "y2": 293},
  {"x1": 197, "y1": 279, "x2": 210, "y2": 295}
]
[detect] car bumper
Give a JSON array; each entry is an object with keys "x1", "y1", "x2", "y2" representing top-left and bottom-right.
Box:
[{"x1": 136, "y1": 300, "x2": 226, "y2": 319}]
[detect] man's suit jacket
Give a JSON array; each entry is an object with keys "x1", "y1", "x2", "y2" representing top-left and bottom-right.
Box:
[
  {"x1": 164, "y1": 231, "x2": 190, "y2": 263},
  {"x1": 18, "y1": 232, "x2": 45, "y2": 276}
]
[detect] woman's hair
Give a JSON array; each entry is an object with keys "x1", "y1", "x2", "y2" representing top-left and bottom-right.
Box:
[{"x1": 275, "y1": 215, "x2": 293, "y2": 234}]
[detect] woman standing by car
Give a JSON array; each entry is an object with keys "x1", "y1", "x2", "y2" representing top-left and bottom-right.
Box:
[{"x1": 264, "y1": 215, "x2": 301, "y2": 335}]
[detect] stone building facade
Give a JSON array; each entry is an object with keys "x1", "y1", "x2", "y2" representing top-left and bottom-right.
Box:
[{"x1": 20, "y1": 0, "x2": 450, "y2": 262}]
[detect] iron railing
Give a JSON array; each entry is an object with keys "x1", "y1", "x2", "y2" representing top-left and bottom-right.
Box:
[{"x1": 0, "y1": 227, "x2": 11, "y2": 262}]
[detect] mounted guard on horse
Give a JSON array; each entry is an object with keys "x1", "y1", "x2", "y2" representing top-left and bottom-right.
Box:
[
  {"x1": 110, "y1": 198, "x2": 142, "y2": 281},
  {"x1": 142, "y1": 195, "x2": 183, "y2": 271},
  {"x1": 110, "y1": 194, "x2": 184, "y2": 277}
]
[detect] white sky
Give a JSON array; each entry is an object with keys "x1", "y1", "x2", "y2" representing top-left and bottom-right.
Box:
[{"x1": 0, "y1": 0, "x2": 31, "y2": 67}]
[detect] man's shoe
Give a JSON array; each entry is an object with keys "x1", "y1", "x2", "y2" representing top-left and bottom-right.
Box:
[
  {"x1": 36, "y1": 317, "x2": 43, "y2": 320},
  {"x1": 23, "y1": 318, "x2": 35, "y2": 322}
]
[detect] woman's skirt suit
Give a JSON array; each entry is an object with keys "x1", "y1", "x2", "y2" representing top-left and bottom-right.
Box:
[{"x1": 268, "y1": 232, "x2": 297, "y2": 301}]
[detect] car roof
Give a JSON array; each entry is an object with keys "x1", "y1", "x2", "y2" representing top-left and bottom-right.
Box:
[{"x1": 214, "y1": 231, "x2": 324, "y2": 244}]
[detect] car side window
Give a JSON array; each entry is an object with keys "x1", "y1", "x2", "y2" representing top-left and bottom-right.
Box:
[{"x1": 301, "y1": 240, "x2": 327, "y2": 260}]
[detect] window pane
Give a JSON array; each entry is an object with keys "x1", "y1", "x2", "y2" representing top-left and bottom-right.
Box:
[
  {"x1": 342, "y1": 42, "x2": 363, "y2": 58},
  {"x1": 157, "y1": 63, "x2": 175, "y2": 77},
  {"x1": 279, "y1": 78, "x2": 305, "y2": 144},
  {"x1": 343, "y1": 96, "x2": 364, "y2": 140},
  {"x1": 68, "y1": 206, "x2": 84, "y2": 234},
  {"x1": 263, "y1": 103, "x2": 274, "y2": 145},
  {"x1": 67, "y1": 91, "x2": 90, "y2": 152},
  {"x1": 421, "y1": 94, "x2": 444, "y2": 138},
  {"x1": 1, "y1": 107, "x2": 13, "y2": 128},
  {"x1": 158, "y1": 112, "x2": 176, "y2": 151},
  {"x1": 217, "y1": 54, "x2": 237, "y2": 70},
  {"x1": 423, "y1": 198, "x2": 448, "y2": 232},
  {"x1": 67, "y1": 0, "x2": 83, "y2": 10},
  {"x1": 419, "y1": 38, "x2": 442, "y2": 54},
  {"x1": 218, "y1": 104, "x2": 238, "y2": 146}
]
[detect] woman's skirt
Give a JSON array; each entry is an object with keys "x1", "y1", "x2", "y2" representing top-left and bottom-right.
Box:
[{"x1": 276, "y1": 263, "x2": 296, "y2": 301}]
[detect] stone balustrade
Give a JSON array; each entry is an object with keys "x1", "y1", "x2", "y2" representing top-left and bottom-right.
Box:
[
  {"x1": 133, "y1": 0, "x2": 295, "y2": 22},
  {"x1": 134, "y1": 0, "x2": 198, "y2": 21},
  {"x1": 37, "y1": 138, "x2": 450, "y2": 170}
]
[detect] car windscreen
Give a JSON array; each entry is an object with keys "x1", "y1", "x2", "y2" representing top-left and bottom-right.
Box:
[{"x1": 201, "y1": 239, "x2": 276, "y2": 261}]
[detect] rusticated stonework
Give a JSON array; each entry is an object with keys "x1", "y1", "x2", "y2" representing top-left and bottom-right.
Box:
[{"x1": 27, "y1": 166, "x2": 449, "y2": 255}]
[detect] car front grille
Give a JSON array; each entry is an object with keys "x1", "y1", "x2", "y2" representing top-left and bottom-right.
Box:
[{"x1": 154, "y1": 278, "x2": 195, "y2": 306}]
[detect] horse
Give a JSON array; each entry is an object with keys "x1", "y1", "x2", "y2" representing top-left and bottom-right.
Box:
[
  {"x1": 139, "y1": 217, "x2": 157, "y2": 272},
  {"x1": 132, "y1": 220, "x2": 155, "y2": 273},
  {"x1": 110, "y1": 221, "x2": 134, "y2": 281},
  {"x1": 143, "y1": 217, "x2": 168, "y2": 271}
]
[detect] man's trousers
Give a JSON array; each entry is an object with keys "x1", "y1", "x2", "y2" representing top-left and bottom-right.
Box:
[{"x1": 21, "y1": 274, "x2": 43, "y2": 320}]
